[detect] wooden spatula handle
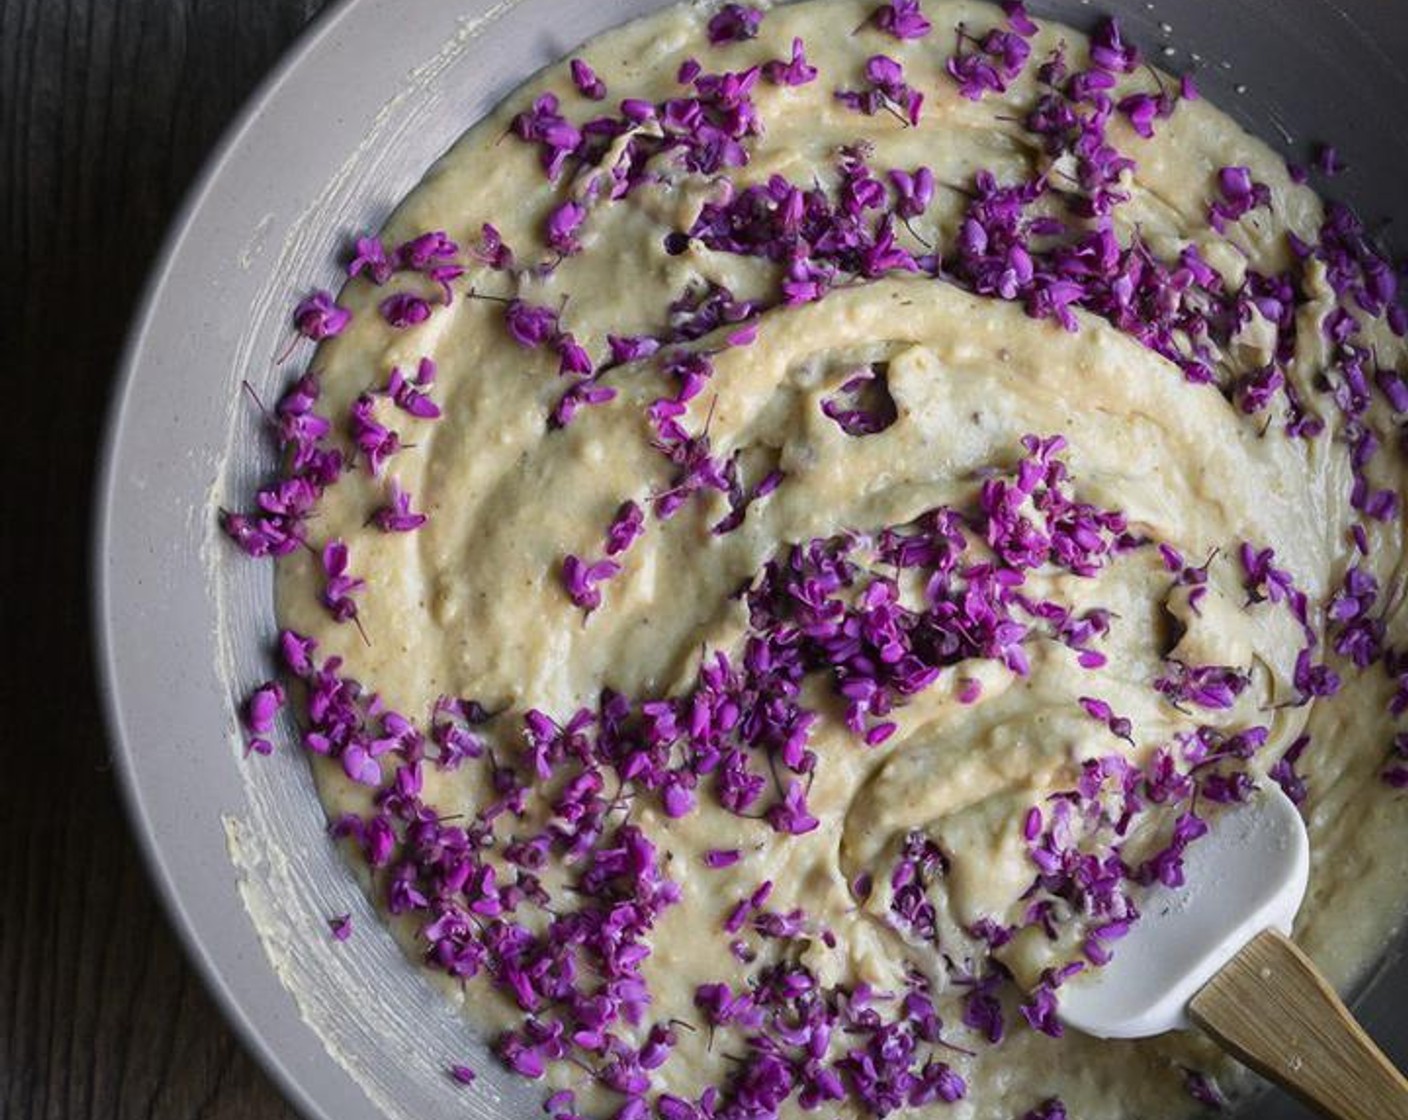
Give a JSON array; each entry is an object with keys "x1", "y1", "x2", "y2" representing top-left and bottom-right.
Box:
[{"x1": 1189, "y1": 930, "x2": 1408, "y2": 1120}]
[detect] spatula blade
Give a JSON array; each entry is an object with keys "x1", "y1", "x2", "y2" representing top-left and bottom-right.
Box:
[{"x1": 1058, "y1": 783, "x2": 1311, "y2": 1039}]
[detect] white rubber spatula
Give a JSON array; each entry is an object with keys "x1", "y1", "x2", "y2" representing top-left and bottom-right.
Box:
[{"x1": 1058, "y1": 783, "x2": 1408, "y2": 1120}]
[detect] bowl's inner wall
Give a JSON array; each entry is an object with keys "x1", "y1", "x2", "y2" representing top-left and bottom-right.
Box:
[{"x1": 99, "y1": 1, "x2": 1408, "y2": 1118}]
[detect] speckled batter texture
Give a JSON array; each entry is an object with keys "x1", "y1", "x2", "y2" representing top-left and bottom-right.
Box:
[{"x1": 266, "y1": 2, "x2": 1408, "y2": 1117}]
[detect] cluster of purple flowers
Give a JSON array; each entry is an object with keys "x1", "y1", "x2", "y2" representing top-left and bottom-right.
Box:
[
  {"x1": 1015, "y1": 715, "x2": 1294, "y2": 1011},
  {"x1": 511, "y1": 51, "x2": 766, "y2": 195},
  {"x1": 706, "y1": 3, "x2": 764, "y2": 45},
  {"x1": 237, "y1": 429, "x2": 1174, "y2": 1113},
  {"x1": 945, "y1": 14, "x2": 1034, "y2": 101},
  {"x1": 252, "y1": 622, "x2": 990, "y2": 1120},
  {"x1": 221, "y1": 1, "x2": 1408, "y2": 1114},
  {"x1": 872, "y1": 0, "x2": 931, "y2": 40},
  {"x1": 220, "y1": 371, "x2": 344, "y2": 558},
  {"x1": 687, "y1": 148, "x2": 929, "y2": 307},
  {"x1": 836, "y1": 55, "x2": 926, "y2": 126}
]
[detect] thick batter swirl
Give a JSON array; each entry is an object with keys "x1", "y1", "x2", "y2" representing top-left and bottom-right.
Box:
[{"x1": 222, "y1": 1, "x2": 1408, "y2": 1116}]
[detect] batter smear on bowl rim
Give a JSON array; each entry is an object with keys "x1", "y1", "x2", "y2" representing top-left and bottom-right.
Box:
[{"x1": 221, "y1": 0, "x2": 1408, "y2": 1115}]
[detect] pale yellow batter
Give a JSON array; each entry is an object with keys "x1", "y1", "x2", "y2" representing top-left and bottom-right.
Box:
[{"x1": 270, "y1": 2, "x2": 1408, "y2": 1115}]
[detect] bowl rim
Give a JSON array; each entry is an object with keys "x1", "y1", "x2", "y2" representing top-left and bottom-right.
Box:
[
  {"x1": 89, "y1": 1, "x2": 1408, "y2": 1117},
  {"x1": 93, "y1": 3, "x2": 361, "y2": 1118}
]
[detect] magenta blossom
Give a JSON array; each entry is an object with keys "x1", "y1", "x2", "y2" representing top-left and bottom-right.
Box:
[
  {"x1": 545, "y1": 201, "x2": 587, "y2": 255},
  {"x1": 505, "y1": 300, "x2": 559, "y2": 348},
  {"x1": 347, "y1": 236, "x2": 393, "y2": 284},
  {"x1": 707, "y1": 4, "x2": 763, "y2": 45},
  {"x1": 293, "y1": 290, "x2": 351, "y2": 340},
  {"x1": 379, "y1": 292, "x2": 432, "y2": 329},
  {"x1": 762, "y1": 38, "x2": 817, "y2": 86},
  {"x1": 320, "y1": 539, "x2": 364, "y2": 625},
  {"x1": 871, "y1": 0, "x2": 931, "y2": 40},
  {"x1": 569, "y1": 58, "x2": 606, "y2": 100},
  {"x1": 561, "y1": 554, "x2": 621, "y2": 613},
  {"x1": 372, "y1": 480, "x2": 428, "y2": 533}
]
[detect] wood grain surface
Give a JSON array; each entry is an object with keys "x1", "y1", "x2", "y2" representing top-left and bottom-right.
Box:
[
  {"x1": 1191, "y1": 931, "x2": 1408, "y2": 1120},
  {"x1": 1, "y1": 1, "x2": 325, "y2": 1116}
]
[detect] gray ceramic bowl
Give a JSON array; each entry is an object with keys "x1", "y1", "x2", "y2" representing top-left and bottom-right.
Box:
[{"x1": 95, "y1": 1, "x2": 1408, "y2": 1117}]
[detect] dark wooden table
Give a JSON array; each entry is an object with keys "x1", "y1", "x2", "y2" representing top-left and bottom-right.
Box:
[{"x1": 2, "y1": 2, "x2": 328, "y2": 1115}]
